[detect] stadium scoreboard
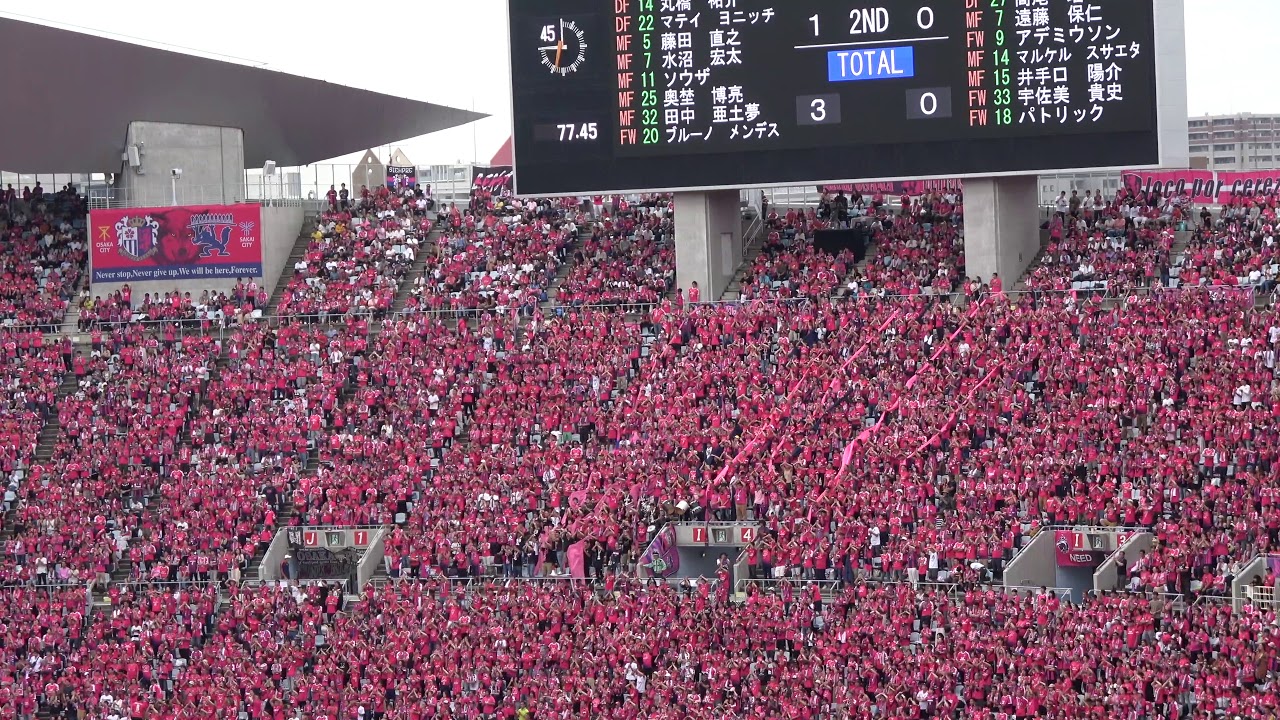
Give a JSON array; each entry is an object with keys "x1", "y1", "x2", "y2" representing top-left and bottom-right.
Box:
[{"x1": 507, "y1": 0, "x2": 1160, "y2": 196}]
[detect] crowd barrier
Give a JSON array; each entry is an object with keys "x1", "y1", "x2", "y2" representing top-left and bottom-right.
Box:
[{"x1": 54, "y1": 281, "x2": 1272, "y2": 341}]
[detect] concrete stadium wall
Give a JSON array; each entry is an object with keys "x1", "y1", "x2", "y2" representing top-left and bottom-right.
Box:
[
  {"x1": 1155, "y1": 0, "x2": 1189, "y2": 169},
  {"x1": 260, "y1": 205, "x2": 304, "y2": 298},
  {"x1": 1002, "y1": 530, "x2": 1056, "y2": 591},
  {"x1": 1093, "y1": 532, "x2": 1154, "y2": 593},
  {"x1": 675, "y1": 190, "x2": 742, "y2": 300},
  {"x1": 118, "y1": 122, "x2": 245, "y2": 207},
  {"x1": 964, "y1": 176, "x2": 1041, "y2": 285}
]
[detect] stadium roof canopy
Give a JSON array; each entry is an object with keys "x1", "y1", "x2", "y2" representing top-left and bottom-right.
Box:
[{"x1": 0, "y1": 17, "x2": 486, "y2": 174}]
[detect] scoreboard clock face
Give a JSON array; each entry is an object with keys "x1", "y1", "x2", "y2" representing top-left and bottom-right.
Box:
[
  {"x1": 506, "y1": 0, "x2": 1162, "y2": 197},
  {"x1": 538, "y1": 18, "x2": 589, "y2": 76}
]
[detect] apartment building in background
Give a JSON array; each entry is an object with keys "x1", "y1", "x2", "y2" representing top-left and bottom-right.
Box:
[{"x1": 1188, "y1": 113, "x2": 1280, "y2": 171}]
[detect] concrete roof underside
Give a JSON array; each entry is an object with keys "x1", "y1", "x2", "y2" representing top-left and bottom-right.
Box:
[{"x1": 0, "y1": 17, "x2": 486, "y2": 174}]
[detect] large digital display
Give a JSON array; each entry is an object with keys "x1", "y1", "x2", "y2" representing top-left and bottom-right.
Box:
[{"x1": 507, "y1": 0, "x2": 1162, "y2": 196}]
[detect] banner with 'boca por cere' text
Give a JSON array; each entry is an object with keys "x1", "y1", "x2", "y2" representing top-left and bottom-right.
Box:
[
  {"x1": 1122, "y1": 169, "x2": 1280, "y2": 205},
  {"x1": 91, "y1": 204, "x2": 263, "y2": 284}
]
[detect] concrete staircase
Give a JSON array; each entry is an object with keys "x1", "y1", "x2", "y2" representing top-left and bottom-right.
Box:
[
  {"x1": 35, "y1": 372, "x2": 79, "y2": 464},
  {"x1": 544, "y1": 250, "x2": 580, "y2": 306},
  {"x1": 265, "y1": 225, "x2": 318, "y2": 315},
  {"x1": 1168, "y1": 229, "x2": 1194, "y2": 271},
  {"x1": 717, "y1": 218, "x2": 768, "y2": 302},
  {"x1": 1011, "y1": 237, "x2": 1053, "y2": 293},
  {"x1": 391, "y1": 224, "x2": 442, "y2": 315},
  {"x1": 249, "y1": 496, "x2": 297, "y2": 580},
  {"x1": 55, "y1": 305, "x2": 82, "y2": 339},
  {"x1": 539, "y1": 228, "x2": 591, "y2": 309},
  {"x1": 0, "y1": 371, "x2": 80, "y2": 547}
]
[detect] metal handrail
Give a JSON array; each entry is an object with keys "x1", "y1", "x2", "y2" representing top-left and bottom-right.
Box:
[
  {"x1": 272, "y1": 524, "x2": 388, "y2": 532},
  {"x1": 741, "y1": 211, "x2": 764, "y2": 260},
  {"x1": 1038, "y1": 525, "x2": 1153, "y2": 534},
  {"x1": 733, "y1": 577, "x2": 841, "y2": 595},
  {"x1": 39, "y1": 281, "x2": 1272, "y2": 348},
  {"x1": 370, "y1": 573, "x2": 716, "y2": 588}
]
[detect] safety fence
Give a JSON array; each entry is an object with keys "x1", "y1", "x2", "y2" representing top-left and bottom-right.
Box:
[{"x1": 55, "y1": 281, "x2": 1272, "y2": 340}]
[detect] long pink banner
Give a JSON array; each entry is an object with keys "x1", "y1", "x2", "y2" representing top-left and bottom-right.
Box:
[
  {"x1": 818, "y1": 179, "x2": 963, "y2": 196},
  {"x1": 1122, "y1": 169, "x2": 1280, "y2": 205}
]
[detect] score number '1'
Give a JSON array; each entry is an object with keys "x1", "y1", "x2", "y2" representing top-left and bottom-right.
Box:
[{"x1": 810, "y1": 6, "x2": 935, "y2": 35}]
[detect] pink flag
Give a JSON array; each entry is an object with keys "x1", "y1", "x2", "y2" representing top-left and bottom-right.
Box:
[
  {"x1": 839, "y1": 442, "x2": 856, "y2": 474},
  {"x1": 906, "y1": 364, "x2": 931, "y2": 389},
  {"x1": 568, "y1": 489, "x2": 588, "y2": 509},
  {"x1": 567, "y1": 541, "x2": 587, "y2": 579},
  {"x1": 712, "y1": 438, "x2": 757, "y2": 489},
  {"x1": 838, "y1": 427, "x2": 874, "y2": 474}
]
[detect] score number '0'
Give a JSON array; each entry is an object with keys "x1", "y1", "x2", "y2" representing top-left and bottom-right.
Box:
[
  {"x1": 810, "y1": 6, "x2": 935, "y2": 36},
  {"x1": 807, "y1": 90, "x2": 948, "y2": 124}
]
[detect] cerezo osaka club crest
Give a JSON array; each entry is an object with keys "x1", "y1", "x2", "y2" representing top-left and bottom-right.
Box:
[{"x1": 114, "y1": 215, "x2": 161, "y2": 262}]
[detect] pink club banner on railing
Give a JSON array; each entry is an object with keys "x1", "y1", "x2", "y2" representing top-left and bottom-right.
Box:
[
  {"x1": 1122, "y1": 169, "x2": 1280, "y2": 205},
  {"x1": 818, "y1": 178, "x2": 963, "y2": 196},
  {"x1": 90, "y1": 203, "x2": 264, "y2": 284}
]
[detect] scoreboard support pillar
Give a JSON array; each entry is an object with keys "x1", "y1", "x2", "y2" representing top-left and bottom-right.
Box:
[
  {"x1": 963, "y1": 176, "x2": 1041, "y2": 289},
  {"x1": 674, "y1": 190, "x2": 742, "y2": 302}
]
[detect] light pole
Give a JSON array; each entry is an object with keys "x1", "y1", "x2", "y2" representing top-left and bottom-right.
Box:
[{"x1": 170, "y1": 168, "x2": 182, "y2": 206}]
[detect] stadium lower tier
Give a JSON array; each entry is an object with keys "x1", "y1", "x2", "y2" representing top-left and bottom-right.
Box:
[{"x1": 10, "y1": 582, "x2": 1280, "y2": 720}]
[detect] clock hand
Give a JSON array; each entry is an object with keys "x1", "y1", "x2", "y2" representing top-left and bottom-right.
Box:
[{"x1": 556, "y1": 18, "x2": 567, "y2": 68}]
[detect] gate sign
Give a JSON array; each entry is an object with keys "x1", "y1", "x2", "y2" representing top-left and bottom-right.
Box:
[
  {"x1": 353, "y1": 530, "x2": 370, "y2": 547},
  {"x1": 691, "y1": 525, "x2": 708, "y2": 545},
  {"x1": 303, "y1": 531, "x2": 319, "y2": 548},
  {"x1": 740, "y1": 527, "x2": 756, "y2": 544},
  {"x1": 90, "y1": 203, "x2": 263, "y2": 283}
]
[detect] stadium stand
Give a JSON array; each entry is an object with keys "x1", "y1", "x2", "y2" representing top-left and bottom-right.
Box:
[
  {"x1": 408, "y1": 198, "x2": 574, "y2": 316},
  {"x1": 556, "y1": 199, "x2": 675, "y2": 307},
  {"x1": 4, "y1": 181, "x2": 1280, "y2": 720},
  {"x1": 277, "y1": 185, "x2": 427, "y2": 319},
  {"x1": 77, "y1": 280, "x2": 267, "y2": 330},
  {"x1": 4, "y1": 329, "x2": 219, "y2": 588},
  {"x1": 0, "y1": 187, "x2": 87, "y2": 330}
]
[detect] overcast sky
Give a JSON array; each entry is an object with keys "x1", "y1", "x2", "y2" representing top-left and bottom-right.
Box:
[{"x1": 0, "y1": 0, "x2": 1269, "y2": 168}]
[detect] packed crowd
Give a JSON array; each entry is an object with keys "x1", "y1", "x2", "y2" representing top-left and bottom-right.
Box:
[
  {"x1": 556, "y1": 198, "x2": 675, "y2": 307},
  {"x1": 135, "y1": 320, "x2": 366, "y2": 584},
  {"x1": 3, "y1": 327, "x2": 219, "y2": 587},
  {"x1": 407, "y1": 199, "x2": 574, "y2": 316},
  {"x1": 1028, "y1": 187, "x2": 1272, "y2": 295},
  {"x1": 1173, "y1": 197, "x2": 1280, "y2": 294},
  {"x1": 9, "y1": 581, "x2": 1280, "y2": 720},
  {"x1": 77, "y1": 280, "x2": 268, "y2": 329},
  {"x1": 0, "y1": 330, "x2": 64, "y2": 527},
  {"x1": 745, "y1": 191, "x2": 966, "y2": 301},
  {"x1": 0, "y1": 185, "x2": 87, "y2": 329},
  {"x1": 1027, "y1": 210, "x2": 1175, "y2": 293},
  {"x1": 277, "y1": 184, "x2": 429, "y2": 318},
  {"x1": 4, "y1": 181, "x2": 1280, "y2": 719}
]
